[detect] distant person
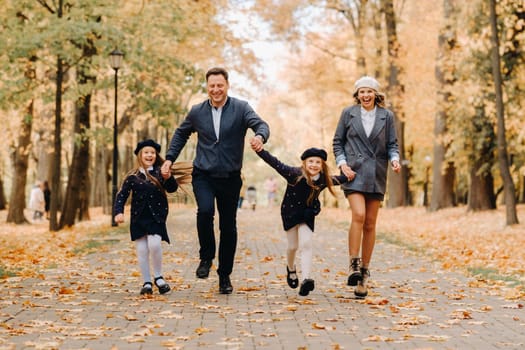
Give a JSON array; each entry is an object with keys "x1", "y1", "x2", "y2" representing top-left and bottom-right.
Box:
[
  {"x1": 246, "y1": 185, "x2": 257, "y2": 211},
  {"x1": 42, "y1": 180, "x2": 51, "y2": 220},
  {"x1": 252, "y1": 145, "x2": 349, "y2": 297},
  {"x1": 114, "y1": 139, "x2": 179, "y2": 295},
  {"x1": 29, "y1": 181, "x2": 45, "y2": 221},
  {"x1": 333, "y1": 76, "x2": 401, "y2": 298},
  {"x1": 264, "y1": 176, "x2": 278, "y2": 207},
  {"x1": 161, "y1": 67, "x2": 270, "y2": 294}
]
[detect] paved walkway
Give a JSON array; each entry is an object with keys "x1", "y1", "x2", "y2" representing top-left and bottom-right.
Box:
[{"x1": 1, "y1": 206, "x2": 524, "y2": 349}]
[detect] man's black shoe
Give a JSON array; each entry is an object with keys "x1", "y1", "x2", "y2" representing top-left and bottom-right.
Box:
[
  {"x1": 219, "y1": 275, "x2": 233, "y2": 294},
  {"x1": 196, "y1": 260, "x2": 212, "y2": 279}
]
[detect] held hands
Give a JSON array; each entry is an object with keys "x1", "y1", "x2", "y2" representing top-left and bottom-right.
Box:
[
  {"x1": 250, "y1": 135, "x2": 264, "y2": 152},
  {"x1": 114, "y1": 213, "x2": 125, "y2": 224},
  {"x1": 340, "y1": 164, "x2": 356, "y2": 181},
  {"x1": 391, "y1": 160, "x2": 401, "y2": 173},
  {"x1": 161, "y1": 160, "x2": 173, "y2": 178}
]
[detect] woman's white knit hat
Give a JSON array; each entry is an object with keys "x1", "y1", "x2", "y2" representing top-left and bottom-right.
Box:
[{"x1": 354, "y1": 76, "x2": 380, "y2": 92}]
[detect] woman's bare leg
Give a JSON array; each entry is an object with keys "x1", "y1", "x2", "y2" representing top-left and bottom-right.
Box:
[
  {"x1": 347, "y1": 193, "x2": 366, "y2": 259},
  {"x1": 361, "y1": 199, "x2": 381, "y2": 267}
]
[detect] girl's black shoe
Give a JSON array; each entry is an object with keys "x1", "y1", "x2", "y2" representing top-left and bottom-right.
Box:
[
  {"x1": 286, "y1": 266, "x2": 299, "y2": 289},
  {"x1": 298, "y1": 279, "x2": 315, "y2": 296},
  {"x1": 140, "y1": 282, "x2": 153, "y2": 295},
  {"x1": 154, "y1": 276, "x2": 171, "y2": 294}
]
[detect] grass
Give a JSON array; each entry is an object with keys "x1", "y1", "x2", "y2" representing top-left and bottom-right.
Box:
[
  {"x1": 377, "y1": 231, "x2": 424, "y2": 254},
  {"x1": 0, "y1": 265, "x2": 18, "y2": 279},
  {"x1": 72, "y1": 227, "x2": 125, "y2": 255},
  {"x1": 468, "y1": 266, "x2": 524, "y2": 288},
  {"x1": 72, "y1": 238, "x2": 119, "y2": 255}
]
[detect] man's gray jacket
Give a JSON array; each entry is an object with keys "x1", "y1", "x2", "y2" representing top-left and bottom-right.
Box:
[{"x1": 166, "y1": 96, "x2": 270, "y2": 173}]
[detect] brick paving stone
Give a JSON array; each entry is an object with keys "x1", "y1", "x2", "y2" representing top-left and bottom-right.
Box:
[{"x1": 1, "y1": 206, "x2": 524, "y2": 349}]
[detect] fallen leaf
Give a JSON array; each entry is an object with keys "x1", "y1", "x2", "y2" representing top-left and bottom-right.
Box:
[{"x1": 312, "y1": 323, "x2": 326, "y2": 329}]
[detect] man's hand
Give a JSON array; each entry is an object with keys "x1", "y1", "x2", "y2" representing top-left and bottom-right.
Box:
[
  {"x1": 250, "y1": 135, "x2": 264, "y2": 152},
  {"x1": 161, "y1": 160, "x2": 173, "y2": 177}
]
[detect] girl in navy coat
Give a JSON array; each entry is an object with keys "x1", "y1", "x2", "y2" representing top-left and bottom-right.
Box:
[
  {"x1": 253, "y1": 146, "x2": 348, "y2": 296},
  {"x1": 114, "y1": 139, "x2": 178, "y2": 295}
]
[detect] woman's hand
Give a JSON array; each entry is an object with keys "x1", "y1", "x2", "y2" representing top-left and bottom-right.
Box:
[
  {"x1": 391, "y1": 160, "x2": 401, "y2": 173},
  {"x1": 341, "y1": 164, "x2": 356, "y2": 181}
]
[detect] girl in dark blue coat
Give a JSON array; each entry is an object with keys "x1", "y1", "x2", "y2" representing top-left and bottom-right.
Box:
[
  {"x1": 254, "y1": 146, "x2": 348, "y2": 296},
  {"x1": 114, "y1": 139, "x2": 178, "y2": 295}
]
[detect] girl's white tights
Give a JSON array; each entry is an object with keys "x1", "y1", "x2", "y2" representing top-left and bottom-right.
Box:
[
  {"x1": 135, "y1": 234, "x2": 165, "y2": 286},
  {"x1": 286, "y1": 224, "x2": 313, "y2": 280}
]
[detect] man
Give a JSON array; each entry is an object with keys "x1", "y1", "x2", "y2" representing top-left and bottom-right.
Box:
[{"x1": 161, "y1": 67, "x2": 270, "y2": 294}]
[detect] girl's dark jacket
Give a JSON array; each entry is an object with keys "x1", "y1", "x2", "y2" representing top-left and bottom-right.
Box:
[
  {"x1": 256, "y1": 149, "x2": 348, "y2": 232},
  {"x1": 114, "y1": 166, "x2": 178, "y2": 243}
]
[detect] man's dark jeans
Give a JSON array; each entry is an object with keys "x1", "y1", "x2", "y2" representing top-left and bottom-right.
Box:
[{"x1": 192, "y1": 168, "x2": 242, "y2": 277}]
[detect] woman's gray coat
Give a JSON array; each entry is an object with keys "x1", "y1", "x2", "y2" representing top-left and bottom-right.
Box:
[{"x1": 332, "y1": 105, "x2": 399, "y2": 195}]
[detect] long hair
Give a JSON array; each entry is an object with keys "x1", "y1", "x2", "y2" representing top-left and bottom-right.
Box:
[
  {"x1": 295, "y1": 159, "x2": 337, "y2": 206},
  {"x1": 126, "y1": 149, "x2": 167, "y2": 195}
]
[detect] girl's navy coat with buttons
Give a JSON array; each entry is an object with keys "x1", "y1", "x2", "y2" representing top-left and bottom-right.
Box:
[
  {"x1": 256, "y1": 149, "x2": 348, "y2": 232},
  {"x1": 114, "y1": 167, "x2": 178, "y2": 243}
]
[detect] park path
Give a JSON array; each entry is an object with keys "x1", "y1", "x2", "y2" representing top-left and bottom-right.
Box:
[{"x1": 1, "y1": 205, "x2": 524, "y2": 349}]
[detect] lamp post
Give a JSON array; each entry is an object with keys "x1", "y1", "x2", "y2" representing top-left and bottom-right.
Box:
[{"x1": 109, "y1": 49, "x2": 123, "y2": 226}]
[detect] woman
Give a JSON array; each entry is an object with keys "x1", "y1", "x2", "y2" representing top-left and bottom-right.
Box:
[{"x1": 332, "y1": 76, "x2": 401, "y2": 298}]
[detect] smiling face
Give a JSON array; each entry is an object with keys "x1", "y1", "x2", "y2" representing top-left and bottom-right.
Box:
[
  {"x1": 357, "y1": 87, "x2": 376, "y2": 111},
  {"x1": 139, "y1": 146, "x2": 157, "y2": 168},
  {"x1": 207, "y1": 73, "x2": 229, "y2": 107},
  {"x1": 304, "y1": 156, "x2": 323, "y2": 177}
]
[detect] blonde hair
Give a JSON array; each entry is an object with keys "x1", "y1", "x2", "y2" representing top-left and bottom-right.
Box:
[{"x1": 125, "y1": 147, "x2": 167, "y2": 195}]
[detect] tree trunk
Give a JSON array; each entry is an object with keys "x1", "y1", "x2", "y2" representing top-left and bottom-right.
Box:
[
  {"x1": 59, "y1": 38, "x2": 96, "y2": 228},
  {"x1": 382, "y1": 0, "x2": 408, "y2": 207},
  {"x1": 430, "y1": 0, "x2": 457, "y2": 211},
  {"x1": 371, "y1": 2, "x2": 384, "y2": 80},
  {"x1": 49, "y1": 54, "x2": 64, "y2": 231},
  {"x1": 467, "y1": 103, "x2": 496, "y2": 211},
  {"x1": 489, "y1": 0, "x2": 518, "y2": 225},
  {"x1": 355, "y1": 0, "x2": 368, "y2": 73},
  {"x1": 49, "y1": 0, "x2": 64, "y2": 231},
  {"x1": 0, "y1": 176, "x2": 6, "y2": 210},
  {"x1": 520, "y1": 176, "x2": 525, "y2": 203},
  {"x1": 90, "y1": 143, "x2": 110, "y2": 210},
  {"x1": 6, "y1": 100, "x2": 33, "y2": 224},
  {"x1": 59, "y1": 93, "x2": 92, "y2": 227},
  {"x1": 468, "y1": 161, "x2": 496, "y2": 211},
  {"x1": 334, "y1": 0, "x2": 369, "y2": 74}
]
